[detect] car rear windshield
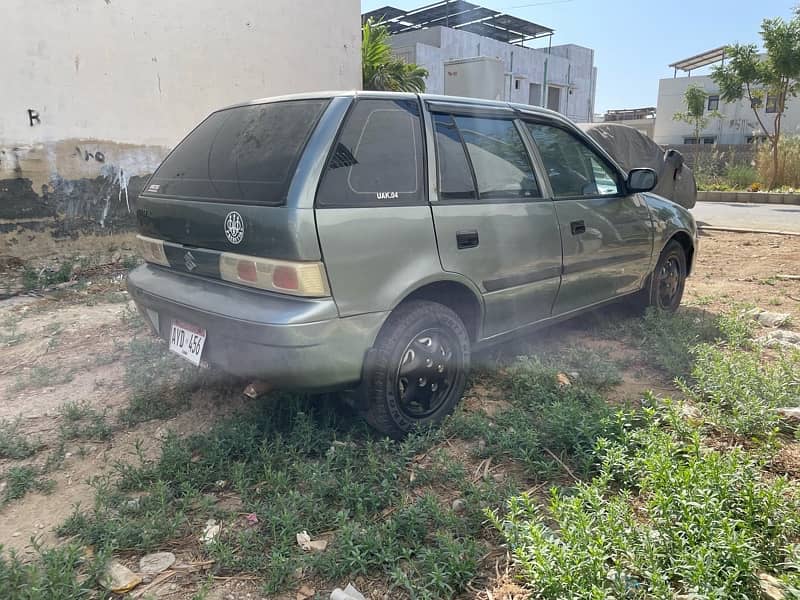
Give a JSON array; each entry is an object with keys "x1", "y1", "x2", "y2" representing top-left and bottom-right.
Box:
[{"x1": 148, "y1": 99, "x2": 328, "y2": 205}]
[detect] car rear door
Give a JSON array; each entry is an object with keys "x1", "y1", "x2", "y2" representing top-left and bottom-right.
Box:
[
  {"x1": 522, "y1": 120, "x2": 653, "y2": 315},
  {"x1": 426, "y1": 102, "x2": 562, "y2": 339}
]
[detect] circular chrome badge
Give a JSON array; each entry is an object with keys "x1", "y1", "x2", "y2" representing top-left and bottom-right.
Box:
[{"x1": 224, "y1": 211, "x2": 244, "y2": 245}]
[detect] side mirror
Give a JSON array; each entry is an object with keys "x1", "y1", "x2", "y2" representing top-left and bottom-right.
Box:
[{"x1": 627, "y1": 168, "x2": 658, "y2": 193}]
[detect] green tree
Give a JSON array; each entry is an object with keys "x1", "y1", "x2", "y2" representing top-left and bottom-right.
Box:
[
  {"x1": 711, "y1": 12, "x2": 800, "y2": 189},
  {"x1": 362, "y1": 18, "x2": 429, "y2": 92},
  {"x1": 673, "y1": 85, "x2": 722, "y2": 144}
]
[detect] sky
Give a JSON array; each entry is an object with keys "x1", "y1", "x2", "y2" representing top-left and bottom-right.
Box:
[{"x1": 360, "y1": 0, "x2": 798, "y2": 113}]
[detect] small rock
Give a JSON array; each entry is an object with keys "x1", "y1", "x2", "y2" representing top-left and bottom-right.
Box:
[
  {"x1": 201, "y1": 519, "x2": 221, "y2": 545},
  {"x1": 492, "y1": 472, "x2": 506, "y2": 483},
  {"x1": 774, "y1": 408, "x2": 800, "y2": 424},
  {"x1": 758, "y1": 330, "x2": 800, "y2": 349},
  {"x1": 65, "y1": 452, "x2": 73, "y2": 458},
  {"x1": 296, "y1": 584, "x2": 315, "y2": 600},
  {"x1": 757, "y1": 311, "x2": 790, "y2": 328},
  {"x1": 139, "y1": 551, "x2": 176, "y2": 574},
  {"x1": 452, "y1": 498, "x2": 466, "y2": 513},
  {"x1": 758, "y1": 572, "x2": 786, "y2": 600},
  {"x1": 556, "y1": 372, "x2": 571, "y2": 387},
  {"x1": 125, "y1": 497, "x2": 141, "y2": 510},
  {"x1": 568, "y1": 371, "x2": 580, "y2": 380},
  {"x1": 100, "y1": 560, "x2": 142, "y2": 594},
  {"x1": 296, "y1": 530, "x2": 328, "y2": 552},
  {"x1": 111, "y1": 251, "x2": 123, "y2": 263},
  {"x1": 11, "y1": 531, "x2": 20, "y2": 537},
  {"x1": 126, "y1": 300, "x2": 138, "y2": 314},
  {"x1": 679, "y1": 403, "x2": 702, "y2": 420},
  {"x1": 330, "y1": 583, "x2": 367, "y2": 600},
  {"x1": 476, "y1": 438, "x2": 486, "y2": 453}
]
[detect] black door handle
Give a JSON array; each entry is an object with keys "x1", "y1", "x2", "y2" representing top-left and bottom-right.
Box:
[
  {"x1": 456, "y1": 230, "x2": 479, "y2": 249},
  {"x1": 570, "y1": 220, "x2": 586, "y2": 235}
]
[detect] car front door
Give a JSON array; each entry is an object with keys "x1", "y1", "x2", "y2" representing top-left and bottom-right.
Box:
[
  {"x1": 523, "y1": 121, "x2": 653, "y2": 315},
  {"x1": 427, "y1": 106, "x2": 563, "y2": 340}
]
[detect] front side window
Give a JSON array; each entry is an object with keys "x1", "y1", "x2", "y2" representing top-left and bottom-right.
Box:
[
  {"x1": 451, "y1": 116, "x2": 540, "y2": 200},
  {"x1": 316, "y1": 98, "x2": 423, "y2": 206},
  {"x1": 526, "y1": 122, "x2": 620, "y2": 198}
]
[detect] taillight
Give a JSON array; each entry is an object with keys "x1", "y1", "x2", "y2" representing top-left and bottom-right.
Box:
[
  {"x1": 219, "y1": 252, "x2": 329, "y2": 297},
  {"x1": 136, "y1": 235, "x2": 170, "y2": 267}
]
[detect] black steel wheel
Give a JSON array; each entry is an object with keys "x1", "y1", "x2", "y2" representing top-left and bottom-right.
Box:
[
  {"x1": 648, "y1": 240, "x2": 687, "y2": 312},
  {"x1": 362, "y1": 301, "x2": 470, "y2": 438}
]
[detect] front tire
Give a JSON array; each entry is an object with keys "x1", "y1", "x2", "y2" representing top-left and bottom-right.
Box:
[
  {"x1": 642, "y1": 240, "x2": 687, "y2": 312},
  {"x1": 362, "y1": 300, "x2": 470, "y2": 439}
]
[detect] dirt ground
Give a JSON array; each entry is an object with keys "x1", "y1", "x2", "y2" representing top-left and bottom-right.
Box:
[{"x1": 0, "y1": 230, "x2": 798, "y2": 599}]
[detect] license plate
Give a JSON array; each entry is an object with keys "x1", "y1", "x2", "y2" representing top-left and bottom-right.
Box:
[{"x1": 169, "y1": 320, "x2": 206, "y2": 366}]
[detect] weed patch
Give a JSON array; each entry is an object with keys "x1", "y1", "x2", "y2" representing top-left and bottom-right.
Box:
[
  {"x1": 683, "y1": 344, "x2": 800, "y2": 438},
  {"x1": 0, "y1": 418, "x2": 42, "y2": 460},
  {"x1": 3, "y1": 466, "x2": 54, "y2": 503},
  {"x1": 490, "y1": 414, "x2": 800, "y2": 598},
  {"x1": 59, "y1": 395, "x2": 503, "y2": 597},
  {"x1": 58, "y1": 401, "x2": 113, "y2": 441},
  {"x1": 0, "y1": 542, "x2": 108, "y2": 600}
]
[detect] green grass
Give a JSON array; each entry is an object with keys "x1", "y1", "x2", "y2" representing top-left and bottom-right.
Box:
[
  {"x1": 0, "y1": 419, "x2": 43, "y2": 460},
  {"x1": 9, "y1": 366, "x2": 74, "y2": 396},
  {"x1": 448, "y1": 357, "x2": 632, "y2": 480},
  {"x1": 58, "y1": 401, "x2": 112, "y2": 441},
  {"x1": 682, "y1": 344, "x2": 800, "y2": 438},
  {"x1": 118, "y1": 337, "x2": 193, "y2": 425},
  {"x1": 59, "y1": 394, "x2": 502, "y2": 597},
  {"x1": 0, "y1": 542, "x2": 109, "y2": 600},
  {"x1": 3, "y1": 466, "x2": 54, "y2": 503},
  {"x1": 489, "y1": 410, "x2": 800, "y2": 599},
  {"x1": 22, "y1": 260, "x2": 75, "y2": 291}
]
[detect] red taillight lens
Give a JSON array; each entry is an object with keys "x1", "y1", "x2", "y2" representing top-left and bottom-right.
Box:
[
  {"x1": 272, "y1": 266, "x2": 299, "y2": 290},
  {"x1": 236, "y1": 260, "x2": 257, "y2": 282}
]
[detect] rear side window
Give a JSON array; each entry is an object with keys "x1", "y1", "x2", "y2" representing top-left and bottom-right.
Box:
[
  {"x1": 316, "y1": 98, "x2": 424, "y2": 206},
  {"x1": 149, "y1": 99, "x2": 328, "y2": 204},
  {"x1": 525, "y1": 122, "x2": 621, "y2": 198},
  {"x1": 453, "y1": 116, "x2": 540, "y2": 200},
  {"x1": 432, "y1": 113, "x2": 477, "y2": 201}
]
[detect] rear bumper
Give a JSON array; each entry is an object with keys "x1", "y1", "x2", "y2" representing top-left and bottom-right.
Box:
[{"x1": 126, "y1": 265, "x2": 387, "y2": 390}]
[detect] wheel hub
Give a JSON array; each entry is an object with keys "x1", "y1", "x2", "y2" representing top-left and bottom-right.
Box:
[{"x1": 396, "y1": 330, "x2": 455, "y2": 419}]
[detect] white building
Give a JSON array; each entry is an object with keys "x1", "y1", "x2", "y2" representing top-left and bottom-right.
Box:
[
  {"x1": 653, "y1": 47, "x2": 800, "y2": 145},
  {"x1": 1, "y1": 0, "x2": 360, "y2": 236},
  {"x1": 365, "y1": 3, "x2": 597, "y2": 123}
]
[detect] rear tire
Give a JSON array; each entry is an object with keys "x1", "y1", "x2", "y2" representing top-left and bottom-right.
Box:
[
  {"x1": 636, "y1": 240, "x2": 687, "y2": 313},
  {"x1": 361, "y1": 300, "x2": 470, "y2": 439}
]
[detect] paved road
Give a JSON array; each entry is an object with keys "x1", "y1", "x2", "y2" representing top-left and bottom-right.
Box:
[{"x1": 691, "y1": 202, "x2": 800, "y2": 233}]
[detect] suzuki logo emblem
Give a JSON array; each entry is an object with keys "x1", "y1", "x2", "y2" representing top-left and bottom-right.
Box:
[
  {"x1": 224, "y1": 211, "x2": 245, "y2": 245},
  {"x1": 184, "y1": 251, "x2": 197, "y2": 272}
]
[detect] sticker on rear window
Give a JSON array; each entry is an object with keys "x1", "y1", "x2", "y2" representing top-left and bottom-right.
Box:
[
  {"x1": 147, "y1": 184, "x2": 161, "y2": 193},
  {"x1": 377, "y1": 192, "x2": 399, "y2": 200}
]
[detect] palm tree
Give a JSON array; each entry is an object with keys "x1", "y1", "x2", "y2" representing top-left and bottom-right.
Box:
[{"x1": 362, "y1": 18, "x2": 429, "y2": 92}]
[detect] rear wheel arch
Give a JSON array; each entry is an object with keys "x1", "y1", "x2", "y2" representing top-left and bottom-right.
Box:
[{"x1": 398, "y1": 280, "x2": 483, "y2": 342}]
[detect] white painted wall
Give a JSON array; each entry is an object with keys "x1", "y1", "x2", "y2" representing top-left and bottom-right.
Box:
[
  {"x1": 654, "y1": 75, "x2": 800, "y2": 145},
  {"x1": 2, "y1": 0, "x2": 361, "y2": 149},
  {"x1": 389, "y1": 27, "x2": 596, "y2": 122}
]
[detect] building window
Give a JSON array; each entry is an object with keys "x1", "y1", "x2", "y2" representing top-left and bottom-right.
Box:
[
  {"x1": 765, "y1": 94, "x2": 779, "y2": 113},
  {"x1": 514, "y1": 79, "x2": 521, "y2": 90},
  {"x1": 707, "y1": 95, "x2": 719, "y2": 111},
  {"x1": 746, "y1": 135, "x2": 768, "y2": 144},
  {"x1": 683, "y1": 136, "x2": 716, "y2": 145}
]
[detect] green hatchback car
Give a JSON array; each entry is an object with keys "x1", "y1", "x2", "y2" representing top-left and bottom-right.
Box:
[{"x1": 128, "y1": 91, "x2": 697, "y2": 437}]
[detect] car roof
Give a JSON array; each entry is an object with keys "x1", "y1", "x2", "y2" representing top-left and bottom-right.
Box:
[{"x1": 218, "y1": 90, "x2": 566, "y2": 123}]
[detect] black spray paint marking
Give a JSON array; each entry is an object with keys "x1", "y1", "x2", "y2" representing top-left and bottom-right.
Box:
[
  {"x1": 28, "y1": 110, "x2": 40, "y2": 126},
  {"x1": 74, "y1": 147, "x2": 105, "y2": 163}
]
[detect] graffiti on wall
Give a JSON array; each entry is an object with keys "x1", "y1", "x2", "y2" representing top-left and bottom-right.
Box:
[
  {"x1": 28, "y1": 109, "x2": 41, "y2": 126},
  {"x1": 74, "y1": 146, "x2": 105, "y2": 163}
]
